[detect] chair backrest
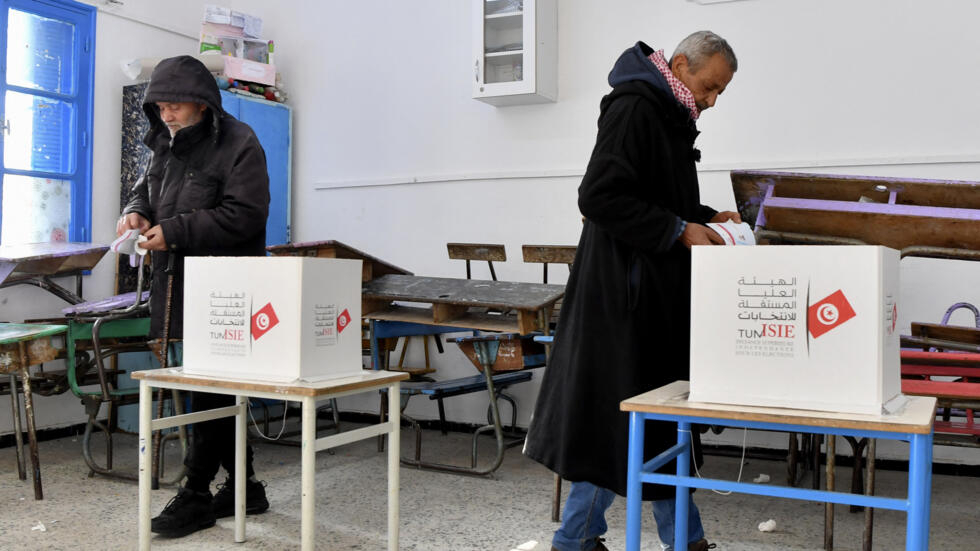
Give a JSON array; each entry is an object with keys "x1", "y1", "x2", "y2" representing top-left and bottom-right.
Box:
[
  {"x1": 521, "y1": 245, "x2": 576, "y2": 284},
  {"x1": 447, "y1": 242, "x2": 506, "y2": 280}
]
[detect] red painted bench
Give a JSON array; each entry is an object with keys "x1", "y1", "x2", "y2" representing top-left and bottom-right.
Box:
[{"x1": 900, "y1": 350, "x2": 980, "y2": 442}]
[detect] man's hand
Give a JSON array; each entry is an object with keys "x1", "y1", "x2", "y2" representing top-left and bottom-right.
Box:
[
  {"x1": 709, "y1": 210, "x2": 742, "y2": 224},
  {"x1": 679, "y1": 222, "x2": 725, "y2": 248},
  {"x1": 140, "y1": 225, "x2": 168, "y2": 251},
  {"x1": 116, "y1": 213, "x2": 150, "y2": 236}
]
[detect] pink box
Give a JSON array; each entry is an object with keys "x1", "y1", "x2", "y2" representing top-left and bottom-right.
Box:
[{"x1": 222, "y1": 56, "x2": 276, "y2": 86}]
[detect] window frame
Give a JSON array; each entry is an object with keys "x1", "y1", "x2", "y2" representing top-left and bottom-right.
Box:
[{"x1": 0, "y1": 0, "x2": 95, "y2": 243}]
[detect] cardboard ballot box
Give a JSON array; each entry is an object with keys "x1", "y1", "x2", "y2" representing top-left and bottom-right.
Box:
[
  {"x1": 183, "y1": 256, "x2": 362, "y2": 383},
  {"x1": 689, "y1": 245, "x2": 901, "y2": 415}
]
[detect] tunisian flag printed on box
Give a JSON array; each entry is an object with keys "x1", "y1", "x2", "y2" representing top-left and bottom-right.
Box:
[
  {"x1": 251, "y1": 302, "x2": 280, "y2": 340},
  {"x1": 808, "y1": 289, "x2": 857, "y2": 338},
  {"x1": 337, "y1": 308, "x2": 352, "y2": 333}
]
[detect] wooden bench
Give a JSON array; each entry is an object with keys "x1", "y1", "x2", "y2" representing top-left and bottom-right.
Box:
[
  {"x1": 399, "y1": 369, "x2": 534, "y2": 470},
  {"x1": 398, "y1": 333, "x2": 543, "y2": 476},
  {"x1": 902, "y1": 322, "x2": 980, "y2": 353},
  {"x1": 901, "y1": 349, "x2": 980, "y2": 446},
  {"x1": 401, "y1": 371, "x2": 533, "y2": 431},
  {"x1": 46, "y1": 290, "x2": 189, "y2": 485}
]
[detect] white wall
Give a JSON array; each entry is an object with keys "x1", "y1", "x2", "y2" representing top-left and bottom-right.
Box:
[
  {"x1": 255, "y1": 0, "x2": 980, "y2": 465},
  {"x1": 260, "y1": 0, "x2": 980, "y2": 282},
  {"x1": 4, "y1": 0, "x2": 979, "y2": 464}
]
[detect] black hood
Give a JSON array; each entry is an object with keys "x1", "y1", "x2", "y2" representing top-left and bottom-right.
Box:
[
  {"x1": 142, "y1": 55, "x2": 224, "y2": 146},
  {"x1": 604, "y1": 41, "x2": 696, "y2": 131},
  {"x1": 607, "y1": 41, "x2": 672, "y2": 96}
]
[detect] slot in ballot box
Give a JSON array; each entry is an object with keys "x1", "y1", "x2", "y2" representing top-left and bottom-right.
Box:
[
  {"x1": 183, "y1": 256, "x2": 362, "y2": 383},
  {"x1": 689, "y1": 245, "x2": 901, "y2": 415}
]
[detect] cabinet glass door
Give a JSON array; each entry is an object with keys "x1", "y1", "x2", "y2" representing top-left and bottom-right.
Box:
[{"x1": 475, "y1": 0, "x2": 534, "y2": 97}]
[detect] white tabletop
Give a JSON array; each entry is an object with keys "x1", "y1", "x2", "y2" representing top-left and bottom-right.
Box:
[{"x1": 132, "y1": 367, "x2": 408, "y2": 397}]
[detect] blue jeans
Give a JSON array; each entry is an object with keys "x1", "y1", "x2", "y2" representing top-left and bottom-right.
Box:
[{"x1": 551, "y1": 481, "x2": 704, "y2": 551}]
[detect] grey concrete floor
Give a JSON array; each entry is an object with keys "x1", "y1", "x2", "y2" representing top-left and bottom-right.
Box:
[{"x1": 0, "y1": 420, "x2": 977, "y2": 550}]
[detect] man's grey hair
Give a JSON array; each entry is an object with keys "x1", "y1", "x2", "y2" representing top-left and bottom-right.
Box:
[{"x1": 670, "y1": 31, "x2": 737, "y2": 73}]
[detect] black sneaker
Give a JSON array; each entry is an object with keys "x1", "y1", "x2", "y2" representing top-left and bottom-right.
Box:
[
  {"x1": 212, "y1": 478, "x2": 270, "y2": 519},
  {"x1": 150, "y1": 486, "x2": 216, "y2": 537}
]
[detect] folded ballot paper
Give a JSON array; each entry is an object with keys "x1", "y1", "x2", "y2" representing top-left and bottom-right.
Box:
[
  {"x1": 110, "y1": 228, "x2": 148, "y2": 267},
  {"x1": 705, "y1": 220, "x2": 756, "y2": 246}
]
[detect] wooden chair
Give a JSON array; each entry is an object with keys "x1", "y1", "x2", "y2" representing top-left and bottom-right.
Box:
[
  {"x1": 521, "y1": 245, "x2": 575, "y2": 284},
  {"x1": 521, "y1": 245, "x2": 576, "y2": 522},
  {"x1": 523, "y1": 244, "x2": 575, "y2": 328},
  {"x1": 447, "y1": 242, "x2": 506, "y2": 281}
]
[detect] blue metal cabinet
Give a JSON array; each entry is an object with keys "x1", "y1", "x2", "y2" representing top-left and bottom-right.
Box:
[{"x1": 220, "y1": 90, "x2": 292, "y2": 246}]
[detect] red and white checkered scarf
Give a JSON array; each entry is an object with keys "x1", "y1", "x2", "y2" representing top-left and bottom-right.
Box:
[{"x1": 648, "y1": 49, "x2": 700, "y2": 121}]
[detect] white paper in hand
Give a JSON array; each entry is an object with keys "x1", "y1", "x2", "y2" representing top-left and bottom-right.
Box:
[
  {"x1": 705, "y1": 221, "x2": 756, "y2": 246},
  {"x1": 110, "y1": 228, "x2": 148, "y2": 267}
]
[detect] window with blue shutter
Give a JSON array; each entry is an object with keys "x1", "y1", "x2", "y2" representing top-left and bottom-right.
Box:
[{"x1": 0, "y1": 0, "x2": 94, "y2": 244}]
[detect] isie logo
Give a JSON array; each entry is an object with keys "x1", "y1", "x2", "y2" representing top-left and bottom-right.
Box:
[{"x1": 808, "y1": 290, "x2": 857, "y2": 338}]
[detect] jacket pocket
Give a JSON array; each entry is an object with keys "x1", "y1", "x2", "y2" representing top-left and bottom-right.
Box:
[{"x1": 174, "y1": 170, "x2": 221, "y2": 214}]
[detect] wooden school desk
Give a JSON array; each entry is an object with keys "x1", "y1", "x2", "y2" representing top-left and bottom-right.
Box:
[
  {"x1": 0, "y1": 242, "x2": 108, "y2": 304},
  {"x1": 0, "y1": 322, "x2": 66, "y2": 499},
  {"x1": 361, "y1": 274, "x2": 563, "y2": 474}
]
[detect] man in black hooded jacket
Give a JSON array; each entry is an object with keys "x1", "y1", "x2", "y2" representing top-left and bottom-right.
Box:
[
  {"x1": 523, "y1": 32, "x2": 739, "y2": 551},
  {"x1": 116, "y1": 55, "x2": 271, "y2": 538}
]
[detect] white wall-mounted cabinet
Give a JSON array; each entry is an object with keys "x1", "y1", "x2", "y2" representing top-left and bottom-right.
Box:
[{"x1": 472, "y1": 0, "x2": 557, "y2": 106}]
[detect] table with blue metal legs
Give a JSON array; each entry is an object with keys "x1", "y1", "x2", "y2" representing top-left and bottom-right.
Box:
[{"x1": 621, "y1": 381, "x2": 937, "y2": 551}]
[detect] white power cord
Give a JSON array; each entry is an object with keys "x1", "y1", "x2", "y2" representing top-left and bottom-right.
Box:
[
  {"x1": 246, "y1": 399, "x2": 289, "y2": 441},
  {"x1": 682, "y1": 427, "x2": 748, "y2": 496}
]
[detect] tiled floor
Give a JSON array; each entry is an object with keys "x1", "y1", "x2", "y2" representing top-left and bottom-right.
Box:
[{"x1": 0, "y1": 420, "x2": 976, "y2": 550}]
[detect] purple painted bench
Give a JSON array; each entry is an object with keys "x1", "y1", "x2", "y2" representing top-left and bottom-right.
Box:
[{"x1": 61, "y1": 291, "x2": 149, "y2": 316}]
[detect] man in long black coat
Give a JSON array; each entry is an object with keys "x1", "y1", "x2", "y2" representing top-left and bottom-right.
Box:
[
  {"x1": 116, "y1": 55, "x2": 271, "y2": 538},
  {"x1": 524, "y1": 32, "x2": 740, "y2": 551}
]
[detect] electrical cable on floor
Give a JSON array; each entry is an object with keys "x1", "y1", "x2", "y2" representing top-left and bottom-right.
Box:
[
  {"x1": 246, "y1": 399, "x2": 289, "y2": 441},
  {"x1": 682, "y1": 427, "x2": 748, "y2": 496}
]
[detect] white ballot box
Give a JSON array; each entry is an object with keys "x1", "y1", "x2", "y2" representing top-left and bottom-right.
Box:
[
  {"x1": 689, "y1": 245, "x2": 901, "y2": 415},
  {"x1": 182, "y1": 256, "x2": 363, "y2": 382}
]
